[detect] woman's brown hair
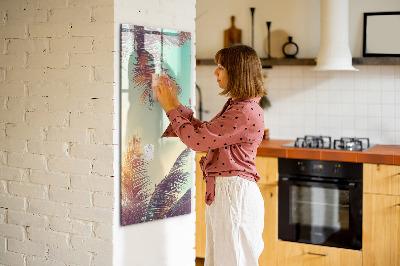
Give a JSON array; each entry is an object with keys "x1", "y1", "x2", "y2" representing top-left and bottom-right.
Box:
[{"x1": 214, "y1": 44, "x2": 267, "y2": 99}]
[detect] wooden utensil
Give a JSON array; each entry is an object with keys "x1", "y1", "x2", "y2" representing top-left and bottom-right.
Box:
[{"x1": 224, "y1": 16, "x2": 242, "y2": 48}]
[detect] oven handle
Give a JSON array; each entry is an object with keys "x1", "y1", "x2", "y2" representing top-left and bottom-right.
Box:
[{"x1": 280, "y1": 177, "x2": 357, "y2": 189}]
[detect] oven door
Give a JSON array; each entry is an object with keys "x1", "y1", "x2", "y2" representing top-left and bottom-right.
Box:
[{"x1": 278, "y1": 176, "x2": 362, "y2": 250}]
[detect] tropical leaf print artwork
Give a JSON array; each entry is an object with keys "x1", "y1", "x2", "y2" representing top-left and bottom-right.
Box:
[
  {"x1": 121, "y1": 135, "x2": 151, "y2": 225},
  {"x1": 121, "y1": 136, "x2": 192, "y2": 225},
  {"x1": 120, "y1": 24, "x2": 192, "y2": 226},
  {"x1": 146, "y1": 148, "x2": 192, "y2": 221}
]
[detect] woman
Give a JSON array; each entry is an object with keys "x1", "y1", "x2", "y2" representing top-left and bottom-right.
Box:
[{"x1": 154, "y1": 44, "x2": 266, "y2": 266}]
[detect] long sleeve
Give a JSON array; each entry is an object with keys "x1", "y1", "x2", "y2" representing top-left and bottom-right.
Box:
[
  {"x1": 165, "y1": 106, "x2": 249, "y2": 152},
  {"x1": 161, "y1": 103, "x2": 202, "y2": 138}
]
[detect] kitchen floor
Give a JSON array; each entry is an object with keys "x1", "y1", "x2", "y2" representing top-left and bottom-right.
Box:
[{"x1": 195, "y1": 257, "x2": 204, "y2": 266}]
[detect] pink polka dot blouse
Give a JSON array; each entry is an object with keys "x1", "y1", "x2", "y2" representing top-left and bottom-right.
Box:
[{"x1": 161, "y1": 97, "x2": 265, "y2": 205}]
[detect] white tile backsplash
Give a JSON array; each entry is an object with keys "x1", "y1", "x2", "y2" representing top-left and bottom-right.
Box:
[
  {"x1": 341, "y1": 89, "x2": 355, "y2": 104},
  {"x1": 382, "y1": 79, "x2": 395, "y2": 91},
  {"x1": 395, "y1": 118, "x2": 400, "y2": 131},
  {"x1": 329, "y1": 88, "x2": 342, "y2": 103},
  {"x1": 367, "y1": 91, "x2": 381, "y2": 105},
  {"x1": 383, "y1": 131, "x2": 396, "y2": 144},
  {"x1": 316, "y1": 89, "x2": 329, "y2": 103},
  {"x1": 382, "y1": 105, "x2": 395, "y2": 118},
  {"x1": 355, "y1": 104, "x2": 368, "y2": 117},
  {"x1": 355, "y1": 117, "x2": 368, "y2": 130},
  {"x1": 367, "y1": 104, "x2": 382, "y2": 118},
  {"x1": 341, "y1": 104, "x2": 355, "y2": 116},
  {"x1": 396, "y1": 88, "x2": 400, "y2": 104},
  {"x1": 196, "y1": 65, "x2": 400, "y2": 144},
  {"x1": 382, "y1": 117, "x2": 396, "y2": 131},
  {"x1": 382, "y1": 90, "x2": 395, "y2": 104},
  {"x1": 368, "y1": 117, "x2": 381, "y2": 131},
  {"x1": 367, "y1": 77, "x2": 381, "y2": 91}
]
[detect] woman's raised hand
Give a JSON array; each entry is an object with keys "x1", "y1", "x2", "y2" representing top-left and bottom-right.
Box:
[
  {"x1": 161, "y1": 75, "x2": 180, "y2": 109},
  {"x1": 154, "y1": 75, "x2": 175, "y2": 113}
]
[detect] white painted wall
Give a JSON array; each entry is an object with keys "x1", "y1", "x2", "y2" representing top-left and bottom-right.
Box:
[
  {"x1": 0, "y1": 0, "x2": 114, "y2": 265},
  {"x1": 196, "y1": 0, "x2": 400, "y2": 145},
  {"x1": 113, "y1": 1, "x2": 197, "y2": 266},
  {"x1": 197, "y1": 0, "x2": 400, "y2": 58}
]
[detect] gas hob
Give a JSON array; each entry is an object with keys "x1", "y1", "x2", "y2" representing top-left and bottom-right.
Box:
[{"x1": 282, "y1": 135, "x2": 375, "y2": 151}]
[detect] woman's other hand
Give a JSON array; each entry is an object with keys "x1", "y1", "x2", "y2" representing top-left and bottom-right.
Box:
[{"x1": 154, "y1": 76, "x2": 175, "y2": 113}]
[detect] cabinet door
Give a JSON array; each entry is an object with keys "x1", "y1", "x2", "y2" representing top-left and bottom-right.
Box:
[
  {"x1": 363, "y1": 193, "x2": 400, "y2": 266},
  {"x1": 277, "y1": 241, "x2": 362, "y2": 266},
  {"x1": 195, "y1": 152, "x2": 207, "y2": 258},
  {"x1": 255, "y1": 156, "x2": 278, "y2": 186},
  {"x1": 259, "y1": 185, "x2": 278, "y2": 266},
  {"x1": 364, "y1": 164, "x2": 400, "y2": 196}
]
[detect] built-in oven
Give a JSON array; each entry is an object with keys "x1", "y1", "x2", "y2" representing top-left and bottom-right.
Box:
[{"x1": 278, "y1": 158, "x2": 363, "y2": 250}]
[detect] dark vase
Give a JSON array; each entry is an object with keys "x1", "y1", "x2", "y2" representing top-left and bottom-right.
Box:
[{"x1": 282, "y1": 36, "x2": 299, "y2": 58}]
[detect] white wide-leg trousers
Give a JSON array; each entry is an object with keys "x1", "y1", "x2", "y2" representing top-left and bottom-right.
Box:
[{"x1": 205, "y1": 176, "x2": 264, "y2": 266}]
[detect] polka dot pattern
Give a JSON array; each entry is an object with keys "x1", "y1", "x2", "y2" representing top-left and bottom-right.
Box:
[{"x1": 161, "y1": 97, "x2": 265, "y2": 205}]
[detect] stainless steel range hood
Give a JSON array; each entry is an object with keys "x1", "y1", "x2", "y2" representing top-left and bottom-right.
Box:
[{"x1": 314, "y1": 0, "x2": 358, "y2": 71}]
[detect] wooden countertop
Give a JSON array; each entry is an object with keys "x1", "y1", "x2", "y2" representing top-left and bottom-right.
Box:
[{"x1": 256, "y1": 139, "x2": 400, "y2": 165}]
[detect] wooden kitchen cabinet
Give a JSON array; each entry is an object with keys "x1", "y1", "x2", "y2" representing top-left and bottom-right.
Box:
[
  {"x1": 364, "y1": 163, "x2": 400, "y2": 196},
  {"x1": 363, "y1": 164, "x2": 400, "y2": 266},
  {"x1": 276, "y1": 241, "x2": 362, "y2": 266},
  {"x1": 256, "y1": 156, "x2": 278, "y2": 266},
  {"x1": 363, "y1": 193, "x2": 400, "y2": 266},
  {"x1": 195, "y1": 152, "x2": 207, "y2": 258},
  {"x1": 259, "y1": 184, "x2": 278, "y2": 266},
  {"x1": 255, "y1": 156, "x2": 278, "y2": 186}
]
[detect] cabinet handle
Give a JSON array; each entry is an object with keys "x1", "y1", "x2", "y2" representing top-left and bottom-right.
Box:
[
  {"x1": 307, "y1": 252, "x2": 328, "y2": 256},
  {"x1": 397, "y1": 204, "x2": 400, "y2": 207}
]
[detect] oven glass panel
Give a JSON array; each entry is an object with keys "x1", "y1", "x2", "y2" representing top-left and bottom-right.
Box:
[{"x1": 290, "y1": 185, "x2": 350, "y2": 243}]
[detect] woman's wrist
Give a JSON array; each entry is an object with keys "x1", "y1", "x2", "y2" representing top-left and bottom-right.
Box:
[
  {"x1": 173, "y1": 100, "x2": 180, "y2": 109},
  {"x1": 164, "y1": 104, "x2": 175, "y2": 114}
]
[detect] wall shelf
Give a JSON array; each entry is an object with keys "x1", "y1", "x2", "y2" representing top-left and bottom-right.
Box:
[
  {"x1": 196, "y1": 57, "x2": 400, "y2": 67},
  {"x1": 352, "y1": 57, "x2": 400, "y2": 65}
]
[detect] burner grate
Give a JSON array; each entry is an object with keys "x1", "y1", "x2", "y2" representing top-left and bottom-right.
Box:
[
  {"x1": 287, "y1": 136, "x2": 371, "y2": 151},
  {"x1": 295, "y1": 135, "x2": 332, "y2": 149},
  {"x1": 333, "y1": 137, "x2": 370, "y2": 151}
]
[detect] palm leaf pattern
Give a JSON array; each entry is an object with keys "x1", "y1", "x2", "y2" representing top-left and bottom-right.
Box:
[
  {"x1": 121, "y1": 135, "x2": 152, "y2": 225},
  {"x1": 166, "y1": 189, "x2": 191, "y2": 218},
  {"x1": 145, "y1": 147, "x2": 192, "y2": 221},
  {"x1": 127, "y1": 25, "x2": 190, "y2": 108},
  {"x1": 121, "y1": 141, "x2": 192, "y2": 225},
  {"x1": 144, "y1": 29, "x2": 191, "y2": 49}
]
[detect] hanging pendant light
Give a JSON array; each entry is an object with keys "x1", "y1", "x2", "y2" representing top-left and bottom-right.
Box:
[{"x1": 314, "y1": 0, "x2": 358, "y2": 71}]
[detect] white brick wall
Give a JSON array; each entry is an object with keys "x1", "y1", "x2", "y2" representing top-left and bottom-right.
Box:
[{"x1": 0, "y1": 0, "x2": 114, "y2": 265}]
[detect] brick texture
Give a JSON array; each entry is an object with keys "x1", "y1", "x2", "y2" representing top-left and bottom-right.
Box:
[
  {"x1": 0, "y1": 0, "x2": 115, "y2": 264},
  {"x1": 0, "y1": 0, "x2": 197, "y2": 263}
]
